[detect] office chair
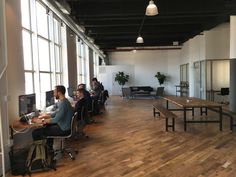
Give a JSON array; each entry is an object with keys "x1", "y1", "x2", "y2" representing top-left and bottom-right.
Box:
[
  {"x1": 155, "y1": 87, "x2": 164, "y2": 99},
  {"x1": 75, "y1": 106, "x2": 89, "y2": 138},
  {"x1": 46, "y1": 112, "x2": 78, "y2": 160},
  {"x1": 99, "y1": 90, "x2": 109, "y2": 109},
  {"x1": 218, "y1": 87, "x2": 229, "y2": 104}
]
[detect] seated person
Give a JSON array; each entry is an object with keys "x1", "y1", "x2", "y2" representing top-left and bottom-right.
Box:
[
  {"x1": 74, "y1": 88, "x2": 87, "y2": 128},
  {"x1": 31, "y1": 85, "x2": 74, "y2": 148},
  {"x1": 91, "y1": 78, "x2": 104, "y2": 100},
  {"x1": 77, "y1": 83, "x2": 92, "y2": 111},
  {"x1": 91, "y1": 78, "x2": 104, "y2": 115}
]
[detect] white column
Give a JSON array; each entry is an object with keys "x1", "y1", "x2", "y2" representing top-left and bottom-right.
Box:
[{"x1": 230, "y1": 16, "x2": 236, "y2": 112}]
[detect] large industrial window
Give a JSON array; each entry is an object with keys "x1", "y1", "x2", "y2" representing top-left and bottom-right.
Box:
[
  {"x1": 76, "y1": 38, "x2": 88, "y2": 86},
  {"x1": 21, "y1": 0, "x2": 63, "y2": 108}
]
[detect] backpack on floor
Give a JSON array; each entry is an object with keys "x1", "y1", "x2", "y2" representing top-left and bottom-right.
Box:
[
  {"x1": 9, "y1": 146, "x2": 29, "y2": 176},
  {"x1": 26, "y1": 139, "x2": 56, "y2": 174}
]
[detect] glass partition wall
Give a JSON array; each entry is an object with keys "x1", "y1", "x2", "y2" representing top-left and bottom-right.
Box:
[
  {"x1": 206, "y1": 59, "x2": 229, "y2": 102},
  {"x1": 193, "y1": 59, "x2": 229, "y2": 101},
  {"x1": 180, "y1": 63, "x2": 189, "y2": 83}
]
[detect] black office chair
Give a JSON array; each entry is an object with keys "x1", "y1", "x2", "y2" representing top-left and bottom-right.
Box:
[
  {"x1": 75, "y1": 106, "x2": 89, "y2": 138},
  {"x1": 99, "y1": 90, "x2": 109, "y2": 108},
  {"x1": 46, "y1": 112, "x2": 78, "y2": 160},
  {"x1": 218, "y1": 87, "x2": 229, "y2": 104}
]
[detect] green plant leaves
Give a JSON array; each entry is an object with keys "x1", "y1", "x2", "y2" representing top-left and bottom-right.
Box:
[
  {"x1": 155, "y1": 72, "x2": 166, "y2": 85},
  {"x1": 115, "y1": 71, "x2": 129, "y2": 86}
]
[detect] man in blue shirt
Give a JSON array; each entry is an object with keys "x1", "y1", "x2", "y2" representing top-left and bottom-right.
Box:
[{"x1": 32, "y1": 85, "x2": 74, "y2": 147}]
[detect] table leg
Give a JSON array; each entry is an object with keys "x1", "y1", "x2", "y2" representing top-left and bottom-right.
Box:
[
  {"x1": 153, "y1": 107, "x2": 155, "y2": 117},
  {"x1": 166, "y1": 100, "x2": 169, "y2": 109},
  {"x1": 184, "y1": 107, "x2": 187, "y2": 131},
  {"x1": 219, "y1": 106, "x2": 222, "y2": 131}
]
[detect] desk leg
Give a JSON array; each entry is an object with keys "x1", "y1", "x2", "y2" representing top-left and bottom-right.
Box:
[
  {"x1": 219, "y1": 106, "x2": 222, "y2": 131},
  {"x1": 184, "y1": 107, "x2": 187, "y2": 131},
  {"x1": 166, "y1": 100, "x2": 169, "y2": 109}
]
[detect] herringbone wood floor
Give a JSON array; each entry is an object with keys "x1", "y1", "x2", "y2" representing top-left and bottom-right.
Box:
[{"x1": 8, "y1": 96, "x2": 236, "y2": 177}]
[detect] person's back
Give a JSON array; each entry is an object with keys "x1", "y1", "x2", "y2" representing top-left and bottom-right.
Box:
[
  {"x1": 75, "y1": 88, "x2": 89, "y2": 131},
  {"x1": 51, "y1": 98, "x2": 73, "y2": 131},
  {"x1": 84, "y1": 90, "x2": 92, "y2": 111},
  {"x1": 77, "y1": 83, "x2": 92, "y2": 111},
  {"x1": 91, "y1": 78, "x2": 103, "y2": 99}
]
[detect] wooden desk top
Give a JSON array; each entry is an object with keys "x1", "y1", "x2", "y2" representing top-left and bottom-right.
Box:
[
  {"x1": 11, "y1": 120, "x2": 43, "y2": 134},
  {"x1": 163, "y1": 95, "x2": 222, "y2": 108}
]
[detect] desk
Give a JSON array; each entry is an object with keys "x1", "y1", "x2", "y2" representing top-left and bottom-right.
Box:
[
  {"x1": 11, "y1": 120, "x2": 43, "y2": 136},
  {"x1": 162, "y1": 96, "x2": 222, "y2": 131},
  {"x1": 206, "y1": 90, "x2": 220, "y2": 101}
]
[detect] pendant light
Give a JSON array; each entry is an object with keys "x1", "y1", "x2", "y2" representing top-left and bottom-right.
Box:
[
  {"x1": 146, "y1": 0, "x2": 158, "y2": 16},
  {"x1": 136, "y1": 36, "x2": 144, "y2": 43},
  {"x1": 136, "y1": 16, "x2": 146, "y2": 44}
]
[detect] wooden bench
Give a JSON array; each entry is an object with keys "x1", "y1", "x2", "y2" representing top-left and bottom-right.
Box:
[
  {"x1": 209, "y1": 107, "x2": 236, "y2": 131},
  {"x1": 153, "y1": 103, "x2": 177, "y2": 131}
]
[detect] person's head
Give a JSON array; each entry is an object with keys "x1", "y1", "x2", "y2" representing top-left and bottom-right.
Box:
[
  {"x1": 54, "y1": 85, "x2": 66, "y2": 100},
  {"x1": 76, "y1": 88, "x2": 84, "y2": 98},
  {"x1": 92, "y1": 78, "x2": 98, "y2": 86},
  {"x1": 92, "y1": 78, "x2": 98, "y2": 83},
  {"x1": 78, "y1": 83, "x2": 86, "y2": 90}
]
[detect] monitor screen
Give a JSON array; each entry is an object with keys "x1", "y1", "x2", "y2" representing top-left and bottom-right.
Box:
[
  {"x1": 19, "y1": 93, "x2": 36, "y2": 116},
  {"x1": 46, "y1": 90, "x2": 55, "y2": 107},
  {"x1": 67, "y1": 87, "x2": 73, "y2": 97}
]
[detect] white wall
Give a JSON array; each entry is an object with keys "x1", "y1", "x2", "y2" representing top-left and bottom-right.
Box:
[
  {"x1": 230, "y1": 16, "x2": 236, "y2": 59},
  {"x1": 205, "y1": 23, "x2": 230, "y2": 59},
  {"x1": 1, "y1": 0, "x2": 11, "y2": 174},
  {"x1": 108, "y1": 50, "x2": 181, "y2": 95},
  {"x1": 6, "y1": 0, "x2": 25, "y2": 123},
  {"x1": 107, "y1": 23, "x2": 230, "y2": 97},
  {"x1": 98, "y1": 65, "x2": 134, "y2": 95}
]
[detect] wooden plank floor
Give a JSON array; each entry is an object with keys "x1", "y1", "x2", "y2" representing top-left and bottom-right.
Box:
[{"x1": 8, "y1": 96, "x2": 236, "y2": 177}]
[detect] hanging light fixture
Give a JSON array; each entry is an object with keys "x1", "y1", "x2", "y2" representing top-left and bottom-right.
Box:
[
  {"x1": 136, "y1": 36, "x2": 144, "y2": 43},
  {"x1": 136, "y1": 16, "x2": 146, "y2": 44},
  {"x1": 146, "y1": 0, "x2": 158, "y2": 16}
]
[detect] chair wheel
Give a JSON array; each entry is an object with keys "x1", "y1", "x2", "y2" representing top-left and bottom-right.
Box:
[{"x1": 71, "y1": 157, "x2": 75, "y2": 160}]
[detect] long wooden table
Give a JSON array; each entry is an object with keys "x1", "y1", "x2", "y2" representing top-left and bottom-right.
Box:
[{"x1": 162, "y1": 96, "x2": 223, "y2": 131}]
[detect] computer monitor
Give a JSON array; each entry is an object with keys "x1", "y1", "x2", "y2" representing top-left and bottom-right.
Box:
[
  {"x1": 45, "y1": 90, "x2": 55, "y2": 107},
  {"x1": 18, "y1": 93, "x2": 36, "y2": 116}
]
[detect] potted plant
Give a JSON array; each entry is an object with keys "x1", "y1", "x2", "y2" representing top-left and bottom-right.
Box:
[
  {"x1": 115, "y1": 71, "x2": 129, "y2": 87},
  {"x1": 155, "y1": 72, "x2": 166, "y2": 85}
]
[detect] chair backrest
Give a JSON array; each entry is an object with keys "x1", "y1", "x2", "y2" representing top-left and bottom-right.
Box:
[
  {"x1": 156, "y1": 87, "x2": 164, "y2": 97},
  {"x1": 70, "y1": 112, "x2": 78, "y2": 137},
  {"x1": 46, "y1": 112, "x2": 78, "y2": 139},
  {"x1": 221, "y1": 87, "x2": 229, "y2": 95},
  {"x1": 80, "y1": 106, "x2": 85, "y2": 120}
]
